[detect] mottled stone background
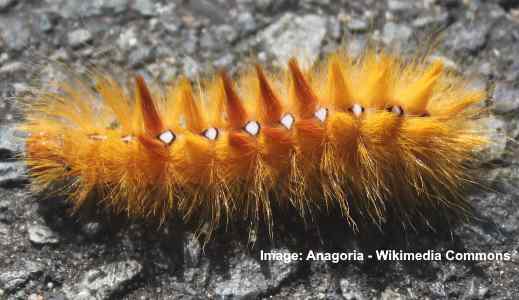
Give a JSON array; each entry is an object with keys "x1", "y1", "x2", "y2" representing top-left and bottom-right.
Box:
[{"x1": 1, "y1": 0, "x2": 519, "y2": 299}]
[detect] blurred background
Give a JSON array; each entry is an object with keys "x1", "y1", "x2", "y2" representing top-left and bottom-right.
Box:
[{"x1": 0, "y1": 0, "x2": 519, "y2": 299}]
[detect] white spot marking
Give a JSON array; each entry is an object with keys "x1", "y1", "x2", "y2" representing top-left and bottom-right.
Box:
[
  {"x1": 89, "y1": 134, "x2": 107, "y2": 141},
  {"x1": 121, "y1": 135, "x2": 134, "y2": 143},
  {"x1": 314, "y1": 107, "x2": 328, "y2": 123},
  {"x1": 244, "y1": 121, "x2": 260, "y2": 136},
  {"x1": 351, "y1": 104, "x2": 364, "y2": 117},
  {"x1": 158, "y1": 130, "x2": 175, "y2": 145},
  {"x1": 391, "y1": 105, "x2": 403, "y2": 116},
  {"x1": 280, "y1": 113, "x2": 294, "y2": 129},
  {"x1": 203, "y1": 127, "x2": 219, "y2": 140}
]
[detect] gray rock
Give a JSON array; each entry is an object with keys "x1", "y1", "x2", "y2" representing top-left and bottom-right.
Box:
[
  {"x1": 199, "y1": 30, "x2": 218, "y2": 51},
  {"x1": 455, "y1": 215, "x2": 507, "y2": 248},
  {"x1": 102, "y1": 0, "x2": 127, "y2": 13},
  {"x1": 429, "y1": 282, "x2": 447, "y2": 298},
  {"x1": 236, "y1": 12, "x2": 257, "y2": 35},
  {"x1": 505, "y1": 60, "x2": 519, "y2": 82},
  {"x1": 28, "y1": 294, "x2": 41, "y2": 300},
  {"x1": 81, "y1": 222, "x2": 103, "y2": 238},
  {"x1": 0, "y1": 193, "x2": 16, "y2": 224},
  {"x1": 27, "y1": 224, "x2": 60, "y2": 245},
  {"x1": 0, "y1": 125, "x2": 24, "y2": 160},
  {"x1": 213, "y1": 248, "x2": 298, "y2": 299},
  {"x1": 382, "y1": 22, "x2": 412, "y2": 45},
  {"x1": 49, "y1": 1, "x2": 98, "y2": 18},
  {"x1": 387, "y1": 0, "x2": 414, "y2": 11},
  {"x1": 51, "y1": 0, "x2": 129, "y2": 18},
  {"x1": 213, "y1": 253, "x2": 268, "y2": 299},
  {"x1": 212, "y1": 53, "x2": 234, "y2": 69},
  {"x1": 288, "y1": 258, "x2": 349, "y2": 298},
  {"x1": 14, "y1": 290, "x2": 25, "y2": 298},
  {"x1": 182, "y1": 29, "x2": 198, "y2": 54},
  {"x1": 63, "y1": 260, "x2": 143, "y2": 300},
  {"x1": 254, "y1": 0, "x2": 295, "y2": 12},
  {"x1": 478, "y1": 61, "x2": 493, "y2": 77},
  {"x1": 412, "y1": 13, "x2": 448, "y2": 28},
  {"x1": 0, "y1": 61, "x2": 23, "y2": 74},
  {"x1": 0, "y1": 223, "x2": 10, "y2": 246},
  {"x1": 478, "y1": 286, "x2": 489, "y2": 298},
  {"x1": 380, "y1": 288, "x2": 406, "y2": 300},
  {"x1": 185, "y1": 0, "x2": 226, "y2": 24},
  {"x1": 268, "y1": 248, "x2": 299, "y2": 286},
  {"x1": 485, "y1": 166, "x2": 519, "y2": 195},
  {"x1": 36, "y1": 13, "x2": 54, "y2": 33},
  {"x1": 493, "y1": 82, "x2": 519, "y2": 114},
  {"x1": 463, "y1": 279, "x2": 488, "y2": 299},
  {"x1": 146, "y1": 61, "x2": 178, "y2": 82},
  {"x1": 200, "y1": 24, "x2": 238, "y2": 51},
  {"x1": 445, "y1": 21, "x2": 490, "y2": 53},
  {"x1": 0, "y1": 17, "x2": 31, "y2": 51},
  {"x1": 340, "y1": 279, "x2": 366, "y2": 300},
  {"x1": 0, "y1": 260, "x2": 44, "y2": 291},
  {"x1": 181, "y1": 233, "x2": 210, "y2": 286},
  {"x1": 182, "y1": 56, "x2": 201, "y2": 79},
  {"x1": 347, "y1": 19, "x2": 369, "y2": 32},
  {"x1": 257, "y1": 13, "x2": 327, "y2": 66},
  {"x1": 0, "y1": 222, "x2": 8, "y2": 234},
  {"x1": 128, "y1": 46, "x2": 153, "y2": 67},
  {"x1": 183, "y1": 233, "x2": 201, "y2": 267},
  {"x1": 67, "y1": 29, "x2": 92, "y2": 48},
  {"x1": 0, "y1": 0, "x2": 16, "y2": 11},
  {"x1": 0, "y1": 52, "x2": 7, "y2": 64},
  {"x1": 328, "y1": 18, "x2": 342, "y2": 40},
  {"x1": 0, "y1": 161, "x2": 25, "y2": 187},
  {"x1": 133, "y1": 0, "x2": 157, "y2": 16},
  {"x1": 478, "y1": 115, "x2": 507, "y2": 162},
  {"x1": 116, "y1": 27, "x2": 138, "y2": 51},
  {"x1": 467, "y1": 173, "x2": 519, "y2": 234},
  {"x1": 0, "y1": 198, "x2": 9, "y2": 209}
]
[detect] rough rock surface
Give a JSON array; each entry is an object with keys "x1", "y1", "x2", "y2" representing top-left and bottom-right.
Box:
[
  {"x1": 0, "y1": 0, "x2": 519, "y2": 299},
  {"x1": 62, "y1": 260, "x2": 143, "y2": 300}
]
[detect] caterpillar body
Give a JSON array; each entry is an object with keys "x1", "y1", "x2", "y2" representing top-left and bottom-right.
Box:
[{"x1": 21, "y1": 47, "x2": 487, "y2": 237}]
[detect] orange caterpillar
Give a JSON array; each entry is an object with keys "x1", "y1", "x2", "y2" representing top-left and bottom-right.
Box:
[{"x1": 21, "y1": 47, "x2": 487, "y2": 236}]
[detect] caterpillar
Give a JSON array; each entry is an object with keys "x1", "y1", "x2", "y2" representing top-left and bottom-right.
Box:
[{"x1": 20, "y1": 46, "x2": 488, "y2": 238}]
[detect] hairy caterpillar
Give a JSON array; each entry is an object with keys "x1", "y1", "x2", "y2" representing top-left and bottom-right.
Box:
[{"x1": 21, "y1": 46, "x2": 487, "y2": 238}]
